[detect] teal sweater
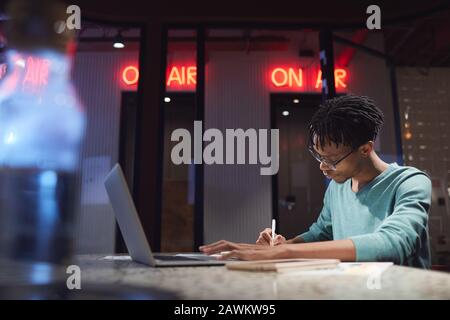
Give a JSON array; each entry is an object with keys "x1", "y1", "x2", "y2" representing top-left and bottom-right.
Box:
[{"x1": 300, "y1": 163, "x2": 432, "y2": 268}]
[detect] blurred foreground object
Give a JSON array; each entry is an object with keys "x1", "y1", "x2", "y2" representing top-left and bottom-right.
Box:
[{"x1": 0, "y1": 0, "x2": 85, "y2": 297}]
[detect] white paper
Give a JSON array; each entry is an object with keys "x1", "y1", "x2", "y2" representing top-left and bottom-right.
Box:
[
  {"x1": 278, "y1": 262, "x2": 393, "y2": 276},
  {"x1": 102, "y1": 255, "x2": 132, "y2": 261}
]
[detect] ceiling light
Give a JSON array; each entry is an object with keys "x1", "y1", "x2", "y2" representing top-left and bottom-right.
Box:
[{"x1": 113, "y1": 31, "x2": 125, "y2": 49}]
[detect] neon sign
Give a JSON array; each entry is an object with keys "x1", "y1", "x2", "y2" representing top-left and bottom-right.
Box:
[
  {"x1": 271, "y1": 68, "x2": 302, "y2": 88},
  {"x1": 315, "y1": 69, "x2": 347, "y2": 89},
  {"x1": 270, "y1": 67, "x2": 348, "y2": 90},
  {"x1": 22, "y1": 56, "x2": 50, "y2": 93},
  {"x1": 120, "y1": 64, "x2": 349, "y2": 92},
  {"x1": 121, "y1": 64, "x2": 197, "y2": 90},
  {"x1": 166, "y1": 66, "x2": 196, "y2": 87},
  {"x1": 165, "y1": 65, "x2": 197, "y2": 91},
  {"x1": 122, "y1": 65, "x2": 139, "y2": 85}
]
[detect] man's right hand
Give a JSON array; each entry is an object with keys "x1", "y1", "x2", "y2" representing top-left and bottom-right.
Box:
[{"x1": 256, "y1": 228, "x2": 287, "y2": 246}]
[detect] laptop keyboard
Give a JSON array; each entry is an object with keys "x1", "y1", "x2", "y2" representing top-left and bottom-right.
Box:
[{"x1": 154, "y1": 255, "x2": 215, "y2": 262}]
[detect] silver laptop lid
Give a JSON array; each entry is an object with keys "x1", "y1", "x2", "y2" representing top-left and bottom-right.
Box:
[{"x1": 104, "y1": 164, "x2": 156, "y2": 266}]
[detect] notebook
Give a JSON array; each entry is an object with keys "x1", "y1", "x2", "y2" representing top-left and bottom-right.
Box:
[{"x1": 226, "y1": 258, "x2": 340, "y2": 272}]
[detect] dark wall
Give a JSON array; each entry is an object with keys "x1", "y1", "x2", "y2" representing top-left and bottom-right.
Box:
[{"x1": 70, "y1": 0, "x2": 449, "y2": 27}]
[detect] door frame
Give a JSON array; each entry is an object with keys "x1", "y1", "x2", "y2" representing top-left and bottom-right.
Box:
[{"x1": 270, "y1": 93, "x2": 323, "y2": 224}]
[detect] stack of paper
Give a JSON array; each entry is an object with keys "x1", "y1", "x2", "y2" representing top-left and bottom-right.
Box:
[{"x1": 226, "y1": 258, "x2": 341, "y2": 272}]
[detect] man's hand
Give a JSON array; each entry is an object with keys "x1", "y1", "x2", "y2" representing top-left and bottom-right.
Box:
[
  {"x1": 199, "y1": 240, "x2": 267, "y2": 255},
  {"x1": 201, "y1": 239, "x2": 356, "y2": 262},
  {"x1": 256, "y1": 228, "x2": 287, "y2": 246},
  {"x1": 219, "y1": 245, "x2": 288, "y2": 261}
]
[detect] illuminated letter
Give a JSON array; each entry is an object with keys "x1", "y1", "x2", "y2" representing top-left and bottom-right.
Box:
[
  {"x1": 167, "y1": 66, "x2": 183, "y2": 86},
  {"x1": 122, "y1": 66, "x2": 139, "y2": 85},
  {"x1": 335, "y1": 69, "x2": 347, "y2": 88},
  {"x1": 315, "y1": 70, "x2": 322, "y2": 89},
  {"x1": 271, "y1": 68, "x2": 288, "y2": 87},
  {"x1": 23, "y1": 57, "x2": 50, "y2": 92},
  {"x1": 187, "y1": 66, "x2": 197, "y2": 85},
  {"x1": 181, "y1": 66, "x2": 186, "y2": 84},
  {"x1": 288, "y1": 68, "x2": 302, "y2": 87},
  {"x1": 315, "y1": 69, "x2": 348, "y2": 89}
]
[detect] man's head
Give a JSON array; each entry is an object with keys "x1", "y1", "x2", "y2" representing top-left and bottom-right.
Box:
[{"x1": 308, "y1": 95, "x2": 384, "y2": 183}]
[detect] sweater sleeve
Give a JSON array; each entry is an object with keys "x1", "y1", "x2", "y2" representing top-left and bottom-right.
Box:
[
  {"x1": 299, "y1": 184, "x2": 333, "y2": 242},
  {"x1": 349, "y1": 173, "x2": 432, "y2": 265}
]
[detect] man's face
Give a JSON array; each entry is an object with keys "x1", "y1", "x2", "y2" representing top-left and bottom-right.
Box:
[{"x1": 312, "y1": 140, "x2": 362, "y2": 184}]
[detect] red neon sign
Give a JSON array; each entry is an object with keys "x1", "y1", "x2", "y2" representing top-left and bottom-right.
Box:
[
  {"x1": 269, "y1": 66, "x2": 348, "y2": 91},
  {"x1": 120, "y1": 64, "x2": 348, "y2": 92},
  {"x1": 315, "y1": 69, "x2": 347, "y2": 89},
  {"x1": 121, "y1": 64, "x2": 198, "y2": 91},
  {"x1": 271, "y1": 68, "x2": 303, "y2": 88},
  {"x1": 22, "y1": 56, "x2": 50, "y2": 93},
  {"x1": 122, "y1": 65, "x2": 139, "y2": 85},
  {"x1": 166, "y1": 65, "x2": 197, "y2": 90}
]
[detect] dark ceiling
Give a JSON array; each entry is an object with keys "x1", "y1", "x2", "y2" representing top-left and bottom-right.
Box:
[
  {"x1": 383, "y1": 8, "x2": 450, "y2": 67},
  {"x1": 66, "y1": 0, "x2": 450, "y2": 28},
  {"x1": 1, "y1": 0, "x2": 450, "y2": 67}
]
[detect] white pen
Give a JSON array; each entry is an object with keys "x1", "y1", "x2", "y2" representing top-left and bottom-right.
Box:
[{"x1": 271, "y1": 218, "x2": 276, "y2": 246}]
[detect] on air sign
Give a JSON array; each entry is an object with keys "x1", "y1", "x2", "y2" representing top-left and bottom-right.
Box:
[
  {"x1": 166, "y1": 65, "x2": 196, "y2": 91},
  {"x1": 269, "y1": 67, "x2": 348, "y2": 92},
  {"x1": 121, "y1": 64, "x2": 197, "y2": 91},
  {"x1": 120, "y1": 63, "x2": 349, "y2": 92}
]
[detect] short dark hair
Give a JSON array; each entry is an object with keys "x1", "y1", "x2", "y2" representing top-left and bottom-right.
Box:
[{"x1": 308, "y1": 95, "x2": 384, "y2": 150}]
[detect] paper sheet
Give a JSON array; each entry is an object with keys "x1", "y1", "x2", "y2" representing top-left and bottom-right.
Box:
[
  {"x1": 102, "y1": 255, "x2": 132, "y2": 261},
  {"x1": 278, "y1": 262, "x2": 393, "y2": 276}
]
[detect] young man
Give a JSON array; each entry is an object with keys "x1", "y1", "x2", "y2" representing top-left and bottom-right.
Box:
[{"x1": 199, "y1": 95, "x2": 432, "y2": 269}]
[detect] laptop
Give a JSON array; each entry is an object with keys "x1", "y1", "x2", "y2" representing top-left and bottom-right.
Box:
[{"x1": 104, "y1": 163, "x2": 226, "y2": 267}]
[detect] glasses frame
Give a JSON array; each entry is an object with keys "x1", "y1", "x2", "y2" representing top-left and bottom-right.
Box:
[{"x1": 308, "y1": 145, "x2": 355, "y2": 170}]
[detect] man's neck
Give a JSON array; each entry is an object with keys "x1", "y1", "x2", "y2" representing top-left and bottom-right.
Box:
[{"x1": 351, "y1": 155, "x2": 389, "y2": 192}]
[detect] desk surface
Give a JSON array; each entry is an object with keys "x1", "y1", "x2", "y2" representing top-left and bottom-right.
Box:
[{"x1": 75, "y1": 255, "x2": 450, "y2": 300}]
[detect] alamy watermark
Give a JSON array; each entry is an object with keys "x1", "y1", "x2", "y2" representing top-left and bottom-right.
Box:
[
  {"x1": 366, "y1": 5, "x2": 381, "y2": 30},
  {"x1": 55, "y1": 5, "x2": 81, "y2": 34},
  {"x1": 66, "y1": 265, "x2": 81, "y2": 290},
  {"x1": 171, "y1": 121, "x2": 279, "y2": 175}
]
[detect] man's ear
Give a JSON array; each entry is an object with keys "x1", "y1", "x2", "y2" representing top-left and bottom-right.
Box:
[{"x1": 359, "y1": 141, "x2": 374, "y2": 157}]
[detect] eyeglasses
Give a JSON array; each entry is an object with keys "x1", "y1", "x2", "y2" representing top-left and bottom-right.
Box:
[{"x1": 308, "y1": 145, "x2": 354, "y2": 171}]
